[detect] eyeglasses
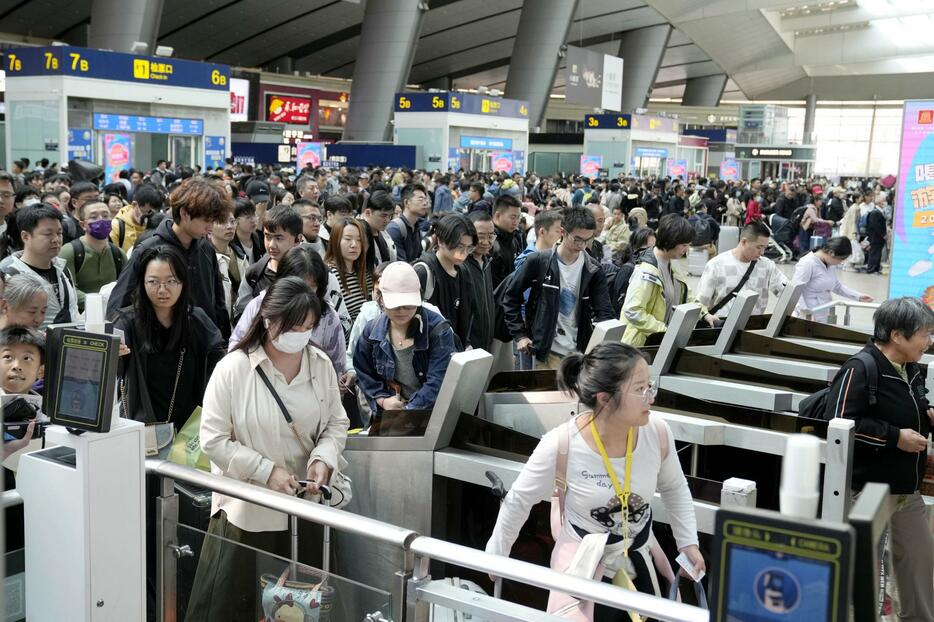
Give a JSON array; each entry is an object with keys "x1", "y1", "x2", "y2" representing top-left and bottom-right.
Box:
[
  {"x1": 568, "y1": 233, "x2": 595, "y2": 247},
  {"x1": 0, "y1": 192, "x2": 14, "y2": 200},
  {"x1": 476, "y1": 233, "x2": 495, "y2": 241},
  {"x1": 626, "y1": 378, "x2": 658, "y2": 404},
  {"x1": 144, "y1": 278, "x2": 182, "y2": 291},
  {"x1": 303, "y1": 214, "x2": 321, "y2": 223},
  {"x1": 453, "y1": 244, "x2": 476, "y2": 255}
]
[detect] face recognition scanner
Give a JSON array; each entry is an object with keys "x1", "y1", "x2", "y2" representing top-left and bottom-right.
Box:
[{"x1": 15, "y1": 327, "x2": 146, "y2": 621}]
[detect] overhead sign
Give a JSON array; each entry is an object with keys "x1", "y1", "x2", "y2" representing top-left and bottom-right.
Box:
[
  {"x1": 890, "y1": 100, "x2": 934, "y2": 307},
  {"x1": 580, "y1": 155, "x2": 603, "y2": 177},
  {"x1": 93, "y1": 113, "x2": 203, "y2": 135},
  {"x1": 3, "y1": 46, "x2": 229, "y2": 91},
  {"x1": 394, "y1": 92, "x2": 529, "y2": 119},
  {"x1": 103, "y1": 133, "x2": 131, "y2": 183},
  {"x1": 565, "y1": 46, "x2": 624, "y2": 112},
  {"x1": 295, "y1": 141, "x2": 323, "y2": 170},
  {"x1": 634, "y1": 147, "x2": 669, "y2": 159},
  {"x1": 631, "y1": 114, "x2": 678, "y2": 134},
  {"x1": 460, "y1": 135, "x2": 513, "y2": 150},
  {"x1": 266, "y1": 94, "x2": 312, "y2": 125},
  {"x1": 67, "y1": 128, "x2": 92, "y2": 161},
  {"x1": 490, "y1": 151, "x2": 515, "y2": 174},
  {"x1": 720, "y1": 158, "x2": 740, "y2": 181},
  {"x1": 229, "y1": 78, "x2": 250, "y2": 122},
  {"x1": 204, "y1": 136, "x2": 226, "y2": 169},
  {"x1": 735, "y1": 145, "x2": 817, "y2": 161},
  {"x1": 585, "y1": 114, "x2": 631, "y2": 129}
]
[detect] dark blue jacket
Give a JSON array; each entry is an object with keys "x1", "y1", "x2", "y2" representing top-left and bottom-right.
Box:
[{"x1": 353, "y1": 307, "x2": 456, "y2": 412}]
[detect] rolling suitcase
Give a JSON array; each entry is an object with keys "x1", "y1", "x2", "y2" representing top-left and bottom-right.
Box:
[
  {"x1": 687, "y1": 247, "x2": 708, "y2": 276},
  {"x1": 717, "y1": 225, "x2": 740, "y2": 254}
]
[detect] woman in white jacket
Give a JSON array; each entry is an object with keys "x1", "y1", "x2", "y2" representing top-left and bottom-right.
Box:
[{"x1": 486, "y1": 343, "x2": 703, "y2": 621}]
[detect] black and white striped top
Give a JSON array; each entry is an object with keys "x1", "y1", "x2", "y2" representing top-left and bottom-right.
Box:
[{"x1": 328, "y1": 265, "x2": 372, "y2": 331}]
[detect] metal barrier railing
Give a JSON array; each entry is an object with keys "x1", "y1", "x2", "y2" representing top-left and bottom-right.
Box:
[
  {"x1": 145, "y1": 459, "x2": 708, "y2": 622},
  {"x1": 802, "y1": 300, "x2": 880, "y2": 326}
]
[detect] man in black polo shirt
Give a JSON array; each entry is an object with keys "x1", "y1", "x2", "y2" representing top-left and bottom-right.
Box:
[{"x1": 386, "y1": 183, "x2": 428, "y2": 262}]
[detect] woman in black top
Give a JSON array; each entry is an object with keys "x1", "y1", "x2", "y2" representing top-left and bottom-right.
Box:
[{"x1": 116, "y1": 244, "x2": 225, "y2": 432}]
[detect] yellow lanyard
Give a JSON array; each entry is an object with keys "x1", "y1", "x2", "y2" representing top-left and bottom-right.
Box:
[
  {"x1": 589, "y1": 419, "x2": 642, "y2": 622},
  {"x1": 589, "y1": 420, "x2": 634, "y2": 553}
]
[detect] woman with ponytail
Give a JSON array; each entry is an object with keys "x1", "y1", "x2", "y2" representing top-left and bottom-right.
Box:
[{"x1": 486, "y1": 343, "x2": 702, "y2": 621}]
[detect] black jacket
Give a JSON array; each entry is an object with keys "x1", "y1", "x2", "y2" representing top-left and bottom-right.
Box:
[
  {"x1": 826, "y1": 197, "x2": 845, "y2": 223},
  {"x1": 823, "y1": 342, "x2": 930, "y2": 494},
  {"x1": 230, "y1": 230, "x2": 265, "y2": 264},
  {"x1": 490, "y1": 224, "x2": 522, "y2": 290},
  {"x1": 106, "y1": 218, "x2": 231, "y2": 339},
  {"x1": 502, "y1": 249, "x2": 615, "y2": 361},
  {"x1": 866, "y1": 208, "x2": 886, "y2": 242},
  {"x1": 414, "y1": 251, "x2": 472, "y2": 349},
  {"x1": 115, "y1": 307, "x2": 225, "y2": 425},
  {"x1": 463, "y1": 254, "x2": 495, "y2": 352}
]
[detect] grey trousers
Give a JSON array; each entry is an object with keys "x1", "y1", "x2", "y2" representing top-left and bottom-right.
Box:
[{"x1": 890, "y1": 492, "x2": 934, "y2": 622}]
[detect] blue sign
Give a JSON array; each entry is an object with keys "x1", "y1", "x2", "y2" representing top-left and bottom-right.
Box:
[
  {"x1": 67, "y1": 128, "x2": 93, "y2": 160},
  {"x1": 514, "y1": 150, "x2": 526, "y2": 176},
  {"x1": 4, "y1": 46, "x2": 230, "y2": 91},
  {"x1": 634, "y1": 147, "x2": 669, "y2": 158},
  {"x1": 395, "y1": 92, "x2": 529, "y2": 119},
  {"x1": 93, "y1": 113, "x2": 203, "y2": 136},
  {"x1": 204, "y1": 136, "x2": 226, "y2": 169},
  {"x1": 460, "y1": 135, "x2": 513, "y2": 150},
  {"x1": 585, "y1": 114, "x2": 632, "y2": 129}
]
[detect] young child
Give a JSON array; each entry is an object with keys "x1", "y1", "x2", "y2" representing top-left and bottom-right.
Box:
[{"x1": 1, "y1": 326, "x2": 45, "y2": 459}]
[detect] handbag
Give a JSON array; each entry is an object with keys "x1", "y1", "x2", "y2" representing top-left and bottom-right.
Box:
[
  {"x1": 123, "y1": 347, "x2": 186, "y2": 457},
  {"x1": 260, "y1": 565, "x2": 335, "y2": 622},
  {"x1": 167, "y1": 406, "x2": 210, "y2": 471},
  {"x1": 255, "y1": 363, "x2": 353, "y2": 509}
]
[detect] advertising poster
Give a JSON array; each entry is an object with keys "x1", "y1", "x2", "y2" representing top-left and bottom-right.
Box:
[
  {"x1": 720, "y1": 158, "x2": 740, "y2": 181},
  {"x1": 491, "y1": 151, "x2": 515, "y2": 174},
  {"x1": 103, "y1": 133, "x2": 131, "y2": 182},
  {"x1": 204, "y1": 136, "x2": 226, "y2": 169},
  {"x1": 889, "y1": 100, "x2": 934, "y2": 307},
  {"x1": 667, "y1": 159, "x2": 688, "y2": 179},
  {"x1": 266, "y1": 94, "x2": 312, "y2": 124},
  {"x1": 67, "y1": 128, "x2": 92, "y2": 160},
  {"x1": 514, "y1": 150, "x2": 526, "y2": 176},
  {"x1": 229, "y1": 78, "x2": 250, "y2": 122},
  {"x1": 580, "y1": 154, "x2": 603, "y2": 177},
  {"x1": 447, "y1": 148, "x2": 460, "y2": 171},
  {"x1": 295, "y1": 141, "x2": 323, "y2": 170}
]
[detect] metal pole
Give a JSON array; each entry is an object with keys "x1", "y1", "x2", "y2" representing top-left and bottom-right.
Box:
[
  {"x1": 821, "y1": 418, "x2": 855, "y2": 522},
  {"x1": 155, "y1": 475, "x2": 179, "y2": 622},
  {"x1": 290, "y1": 514, "x2": 298, "y2": 580}
]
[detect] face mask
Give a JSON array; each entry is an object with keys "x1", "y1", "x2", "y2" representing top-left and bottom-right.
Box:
[
  {"x1": 87, "y1": 219, "x2": 113, "y2": 240},
  {"x1": 265, "y1": 320, "x2": 311, "y2": 353}
]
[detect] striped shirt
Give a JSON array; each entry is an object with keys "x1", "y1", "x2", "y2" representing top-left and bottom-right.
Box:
[{"x1": 328, "y1": 265, "x2": 372, "y2": 335}]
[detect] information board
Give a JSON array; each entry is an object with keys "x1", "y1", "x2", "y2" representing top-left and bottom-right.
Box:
[
  {"x1": 67, "y1": 128, "x2": 93, "y2": 160},
  {"x1": 460, "y1": 135, "x2": 513, "y2": 150},
  {"x1": 889, "y1": 100, "x2": 934, "y2": 307},
  {"x1": 634, "y1": 147, "x2": 669, "y2": 159},
  {"x1": 4, "y1": 45, "x2": 229, "y2": 91},
  {"x1": 93, "y1": 113, "x2": 203, "y2": 136}
]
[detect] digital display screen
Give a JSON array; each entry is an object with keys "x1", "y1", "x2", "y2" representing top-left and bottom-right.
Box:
[
  {"x1": 724, "y1": 545, "x2": 832, "y2": 621},
  {"x1": 57, "y1": 347, "x2": 104, "y2": 422}
]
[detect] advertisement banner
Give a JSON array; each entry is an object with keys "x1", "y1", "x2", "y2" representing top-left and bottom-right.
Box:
[
  {"x1": 204, "y1": 136, "x2": 226, "y2": 170},
  {"x1": 266, "y1": 94, "x2": 312, "y2": 124},
  {"x1": 580, "y1": 155, "x2": 603, "y2": 177},
  {"x1": 460, "y1": 135, "x2": 513, "y2": 150},
  {"x1": 230, "y1": 78, "x2": 250, "y2": 122},
  {"x1": 490, "y1": 151, "x2": 515, "y2": 174},
  {"x1": 667, "y1": 159, "x2": 688, "y2": 178},
  {"x1": 103, "y1": 133, "x2": 131, "y2": 182},
  {"x1": 719, "y1": 158, "x2": 740, "y2": 181},
  {"x1": 514, "y1": 150, "x2": 526, "y2": 176},
  {"x1": 889, "y1": 100, "x2": 934, "y2": 307},
  {"x1": 67, "y1": 128, "x2": 92, "y2": 160},
  {"x1": 295, "y1": 141, "x2": 323, "y2": 170},
  {"x1": 448, "y1": 148, "x2": 460, "y2": 171}
]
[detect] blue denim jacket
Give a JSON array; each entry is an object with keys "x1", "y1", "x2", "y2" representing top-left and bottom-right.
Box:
[{"x1": 353, "y1": 307, "x2": 456, "y2": 413}]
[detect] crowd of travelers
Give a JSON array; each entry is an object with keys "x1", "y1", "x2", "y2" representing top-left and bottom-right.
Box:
[{"x1": 0, "y1": 156, "x2": 930, "y2": 622}]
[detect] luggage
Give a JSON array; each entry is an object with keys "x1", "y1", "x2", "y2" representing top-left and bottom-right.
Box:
[
  {"x1": 717, "y1": 225, "x2": 740, "y2": 254},
  {"x1": 686, "y1": 247, "x2": 708, "y2": 276},
  {"x1": 809, "y1": 235, "x2": 825, "y2": 251}
]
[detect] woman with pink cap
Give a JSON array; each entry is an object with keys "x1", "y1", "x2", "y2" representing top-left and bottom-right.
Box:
[{"x1": 353, "y1": 261, "x2": 456, "y2": 413}]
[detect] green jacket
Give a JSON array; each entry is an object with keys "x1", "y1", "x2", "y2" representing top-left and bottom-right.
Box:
[{"x1": 621, "y1": 251, "x2": 705, "y2": 347}]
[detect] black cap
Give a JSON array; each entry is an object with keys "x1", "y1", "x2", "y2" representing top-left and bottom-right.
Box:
[{"x1": 245, "y1": 180, "x2": 270, "y2": 203}]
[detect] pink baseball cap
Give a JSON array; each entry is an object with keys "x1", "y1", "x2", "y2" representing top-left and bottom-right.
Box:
[{"x1": 379, "y1": 262, "x2": 422, "y2": 309}]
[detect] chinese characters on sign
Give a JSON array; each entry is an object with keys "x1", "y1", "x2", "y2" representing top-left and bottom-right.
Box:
[{"x1": 266, "y1": 94, "x2": 312, "y2": 125}]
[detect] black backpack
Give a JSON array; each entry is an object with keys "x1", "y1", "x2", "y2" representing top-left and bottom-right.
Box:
[
  {"x1": 491, "y1": 252, "x2": 550, "y2": 343},
  {"x1": 692, "y1": 216, "x2": 714, "y2": 245},
  {"x1": 798, "y1": 351, "x2": 878, "y2": 421},
  {"x1": 69, "y1": 238, "x2": 125, "y2": 276},
  {"x1": 789, "y1": 205, "x2": 808, "y2": 235}
]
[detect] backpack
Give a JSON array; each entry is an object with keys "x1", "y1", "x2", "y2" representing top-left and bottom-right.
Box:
[
  {"x1": 798, "y1": 351, "x2": 878, "y2": 421},
  {"x1": 69, "y1": 239, "x2": 124, "y2": 276},
  {"x1": 412, "y1": 260, "x2": 436, "y2": 301},
  {"x1": 691, "y1": 216, "x2": 713, "y2": 245},
  {"x1": 790, "y1": 205, "x2": 807, "y2": 235}
]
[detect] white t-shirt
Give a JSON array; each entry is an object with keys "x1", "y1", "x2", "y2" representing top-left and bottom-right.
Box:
[
  {"x1": 696, "y1": 251, "x2": 788, "y2": 317},
  {"x1": 486, "y1": 416, "x2": 698, "y2": 558},
  {"x1": 552, "y1": 252, "x2": 585, "y2": 355}
]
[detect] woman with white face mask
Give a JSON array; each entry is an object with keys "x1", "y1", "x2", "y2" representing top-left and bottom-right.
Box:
[{"x1": 188, "y1": 276, "x2": 350, "y2": 621}]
